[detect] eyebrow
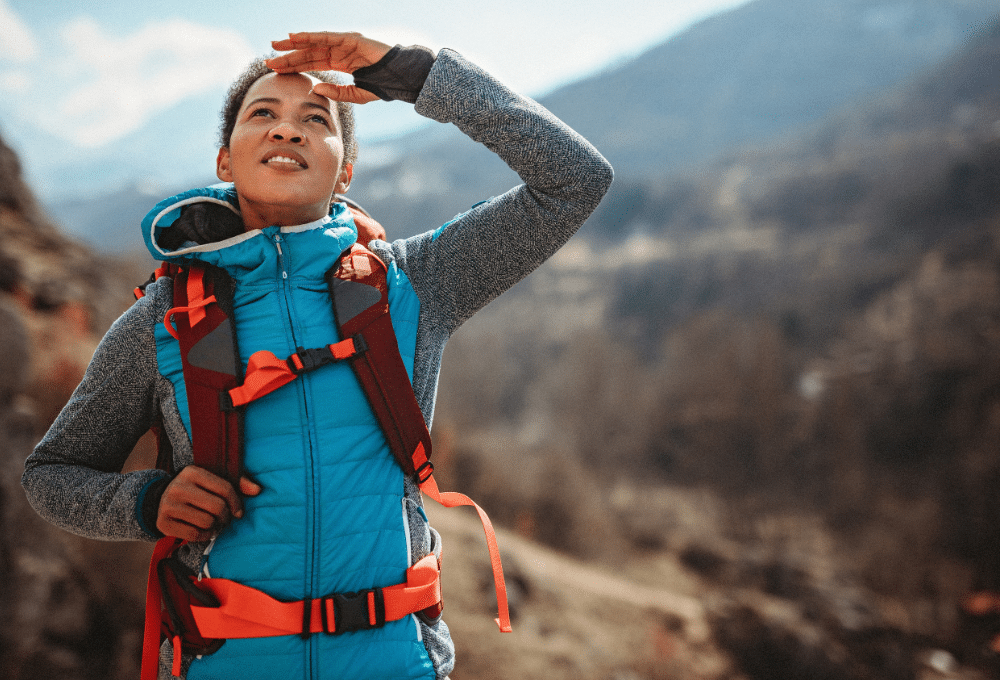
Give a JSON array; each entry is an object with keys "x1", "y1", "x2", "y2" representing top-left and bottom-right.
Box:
[{"x1": 244, "y1": 97, "x2": 332, "y2": 116}]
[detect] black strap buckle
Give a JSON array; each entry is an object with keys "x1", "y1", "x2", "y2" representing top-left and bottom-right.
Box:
[
  {"x1": 321, "y1": 588, "x2": 386, "y2": 635},
  {"x1": 350, "y1": 333, "x2": 368, "y2": 355},
  {"x1": 415, "y1": 460, "x2": 434, "y2": 484},
  {"x1": 289, "y1": 346, "x2": 335, "y2": 375},
  {"x1": 219, "y1": 390, "x2": 238, "y2": 412}
]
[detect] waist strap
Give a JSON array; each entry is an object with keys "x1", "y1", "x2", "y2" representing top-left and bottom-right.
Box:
[{"x1": 190, "y1": 553, "x2": 441, "y2": 639}]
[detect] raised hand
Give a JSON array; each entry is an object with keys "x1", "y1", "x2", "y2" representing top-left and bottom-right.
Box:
[
  {"x1": 266, "y1": 32, "x2": 394, "y2": 104},
  {"x1": 156, "y1": 465, "x2": 262, "y2": 542}
]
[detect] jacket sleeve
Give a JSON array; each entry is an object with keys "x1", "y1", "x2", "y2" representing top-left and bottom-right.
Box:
[
  {"x1": 376, "y1": 48, "x2": 614, "y2": 333},
  {"x1": 21, "y1": 285, "x2": 171, "y2": 542}
]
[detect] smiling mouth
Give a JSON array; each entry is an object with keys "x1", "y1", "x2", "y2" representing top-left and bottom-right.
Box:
[{"x1": 264, "y1": 155, "x2": 307, "y2": 169}]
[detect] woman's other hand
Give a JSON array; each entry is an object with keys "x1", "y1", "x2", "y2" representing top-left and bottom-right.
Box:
[
  {"x1": 266, "y1": 32, "x2": 393, "y2": 104},
  {"x1": 156, "y1": 465, "x2": 262, "y2": 542}
]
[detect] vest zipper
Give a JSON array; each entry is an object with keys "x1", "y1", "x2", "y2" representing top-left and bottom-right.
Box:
[
  {"x1": 273, "y1": 233, "x2": 294, "y2": 330},
  {"x1": 273, "y1": 231, "x2": 319, "y2": 678}
]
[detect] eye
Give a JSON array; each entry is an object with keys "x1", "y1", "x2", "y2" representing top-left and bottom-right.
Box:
[
  {"x1": 249, "y1": 107, "x2": 274, "y2": 119},
  {"x1": 307, "y1": 113, "x2": 331, "y2": 127}
]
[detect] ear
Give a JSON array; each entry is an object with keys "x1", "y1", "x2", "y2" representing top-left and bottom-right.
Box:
[
  {"x1": 216, "y1": 147, "x2": 233, "y2": 182},
  {"x1": 334, "y1": 163, "x2": 353, "y2": 194}
]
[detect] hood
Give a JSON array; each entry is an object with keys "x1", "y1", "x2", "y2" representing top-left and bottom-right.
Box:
[{"x1": 140, "y1": 183, "x2": 358, "y2": 266}]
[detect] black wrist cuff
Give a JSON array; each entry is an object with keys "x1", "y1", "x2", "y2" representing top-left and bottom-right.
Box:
[{"x1": 353, "y1": 44, "x2": 436, "y2": 104}]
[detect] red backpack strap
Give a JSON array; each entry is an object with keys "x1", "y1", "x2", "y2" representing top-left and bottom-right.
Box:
[
  {"x1": 328, "y1": 245, "x2": 430, "y2": 475},
  {"x1": 166, "y1": 263, "x2": 243, "y2": 485},
  {"x1": 142, "y1": 263, "x2": 243, "y2": 679},
  {"x1": 328, "y1": 244, "x2": 512, "y2": 632},
  {"x1": 143, "y1": 537, "x2": 180, "y2": 680},
  {"x1": 134, "y1": 263, "x2": 183, "y2": 476},
  {"x1": 134, "y1": 260, "x2": 243, "y2": 481}
]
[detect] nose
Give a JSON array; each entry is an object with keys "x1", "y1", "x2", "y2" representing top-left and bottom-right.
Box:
[{"x1": 268, "y1": 121, "x2": 303, "y2": 144}]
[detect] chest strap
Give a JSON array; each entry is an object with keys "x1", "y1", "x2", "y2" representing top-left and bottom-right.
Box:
[{"x1": 225, "y1": 338, "x2": 364, "y2": 408}]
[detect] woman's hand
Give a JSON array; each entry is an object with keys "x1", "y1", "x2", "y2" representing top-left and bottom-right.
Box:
[
  {"x1": 156, "y1": 465, "x2": 262, "y2": 542},
  {"x1": 266, "y1": 32, "x2": 393, "y2": 104}
]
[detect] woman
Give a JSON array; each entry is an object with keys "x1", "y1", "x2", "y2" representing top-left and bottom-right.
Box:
[{"x1": 23, "y1": 31, "x2": 612, "y2": 680}]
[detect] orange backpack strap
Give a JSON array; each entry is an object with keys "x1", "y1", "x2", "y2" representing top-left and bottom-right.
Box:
[{"x1": 328, "y1": 244, "x2": 512, "y2": 632}]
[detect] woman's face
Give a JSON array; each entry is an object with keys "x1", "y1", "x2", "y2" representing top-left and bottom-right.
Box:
[{"x1": 216, "y1": 72, "x2": 352, "y2": 228}]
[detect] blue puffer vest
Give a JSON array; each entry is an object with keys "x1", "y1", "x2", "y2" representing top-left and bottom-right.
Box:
[{"x1": 142, "y1": 185, "x2": 435, "y2": 680}]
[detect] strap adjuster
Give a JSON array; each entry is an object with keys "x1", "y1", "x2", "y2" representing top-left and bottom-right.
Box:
[
  {"x1": 321, "y1": 588, "x2": 386, "y2": 635},
  {"x1": 219, "y1": 391, "x2": 238, "y2": 412},
  {"x1": 415, "y1": 460, "x2": 434, "y2": 484},
  {"x1": 288, "y1": 337, "x2": 365, "y2": 376},
  {"x1": 289, "y1": 346, "x2": 336, "y2": 375},
  {"x1": 350, "y1": 333, "x2": 368, "y2": 355}
]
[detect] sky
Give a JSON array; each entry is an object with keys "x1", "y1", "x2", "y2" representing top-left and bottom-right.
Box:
[{"x1": 0, "y1": 0, "x2": 753, "y2": 200}]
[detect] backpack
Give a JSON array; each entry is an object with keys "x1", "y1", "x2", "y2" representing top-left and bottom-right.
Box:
[{"x1": 136, "y1": 204, "x2": 511, "y2": 680}]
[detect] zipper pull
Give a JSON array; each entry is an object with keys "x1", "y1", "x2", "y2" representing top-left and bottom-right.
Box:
[{"x1": 274, "y1": 234, "x2": 288, "y2": 279}]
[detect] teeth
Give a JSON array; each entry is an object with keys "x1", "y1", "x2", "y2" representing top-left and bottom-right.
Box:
[{"x1": 267, "y1": 156, "x2": 302, "y2": 167}]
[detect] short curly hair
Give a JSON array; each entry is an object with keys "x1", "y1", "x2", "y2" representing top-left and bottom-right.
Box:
[{"x1": 218, "y1": 57, "x2": 358, "y2": 165}]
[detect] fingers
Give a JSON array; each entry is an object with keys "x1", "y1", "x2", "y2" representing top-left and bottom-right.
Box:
[
  {"x1": 267, "y1": 47, "x2": 339, "y2": 73},
  {"x1": 266, "y1": 31, "x2": 392, "y2": 74},
  {"x1": 156, "y1": 466, "x2": 262, "y2": 541},
  {"x1": 239, "y1": 476, "x2": 263, "y2": 497},
  {"x1": 310, "y1": 82, "x2": 380, "y2": 105},
  {"x1": 271, "y1": 30, "x2": 354, "y2": 51}
]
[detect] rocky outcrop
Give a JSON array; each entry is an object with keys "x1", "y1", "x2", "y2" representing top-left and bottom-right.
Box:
[{"x1": 0, "y1": 132, "x2": 151, "y2": 680}]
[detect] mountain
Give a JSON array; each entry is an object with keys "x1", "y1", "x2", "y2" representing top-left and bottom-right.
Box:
[
  {"x1": 348, "y1": 0, "x2": 998, "y2": 239},
  {"x1": 39, "y1": 0, "x2": 999, "y2": 252},
  {"x1": 541, "y1": 0, "x2": 996, "y2": 176}
]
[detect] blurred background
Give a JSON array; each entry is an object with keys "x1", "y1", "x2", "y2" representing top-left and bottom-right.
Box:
[{"x1": 2, "y1": 0, "x2": 1000, "y2": 678}]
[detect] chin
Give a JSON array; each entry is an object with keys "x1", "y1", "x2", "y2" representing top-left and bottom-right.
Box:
[{"x1": 242, "y1": 187, "x2": 328, "y2": 208}]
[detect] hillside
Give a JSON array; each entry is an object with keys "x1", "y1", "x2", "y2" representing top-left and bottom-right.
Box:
[
  {"x1": 425, "y1": 16, "x2": 1000, "y2": 680},
  {"x1": 0, "y1": 133, "x2": 153, "y2": 679}
]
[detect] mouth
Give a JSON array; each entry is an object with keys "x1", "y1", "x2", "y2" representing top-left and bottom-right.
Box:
[{"x1": 261, "y1": 150, "x2": 308, "y2": 170}]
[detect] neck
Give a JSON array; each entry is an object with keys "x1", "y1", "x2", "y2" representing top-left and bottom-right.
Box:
[{"x1": 237, "y1": 198, "x2": 328, "y2": 231}]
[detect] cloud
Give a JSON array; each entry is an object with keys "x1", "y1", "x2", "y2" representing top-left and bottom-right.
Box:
[
  {"x1": 0, "y1": 0, "x2": 38, "y2": 62},
  {"x1": 28, "y1": 17, "x2": 254, "y2": 148},
  {"x1": 0, "y1": 70, "x2": 30, "y2": 93}
]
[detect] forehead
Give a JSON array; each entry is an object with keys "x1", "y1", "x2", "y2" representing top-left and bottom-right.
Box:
[{"x1": 241, "y1": 72, "x2": 334, "y2": 115}]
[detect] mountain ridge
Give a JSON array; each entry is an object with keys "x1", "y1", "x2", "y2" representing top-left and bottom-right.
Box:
[{"x1": 39, "y1": 0, "x2": 999, "y2": 252}]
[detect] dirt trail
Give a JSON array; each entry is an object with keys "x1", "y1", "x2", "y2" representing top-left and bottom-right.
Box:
[{"x1": 424, "y1": 501, "x2": 710, "y2": 642}]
